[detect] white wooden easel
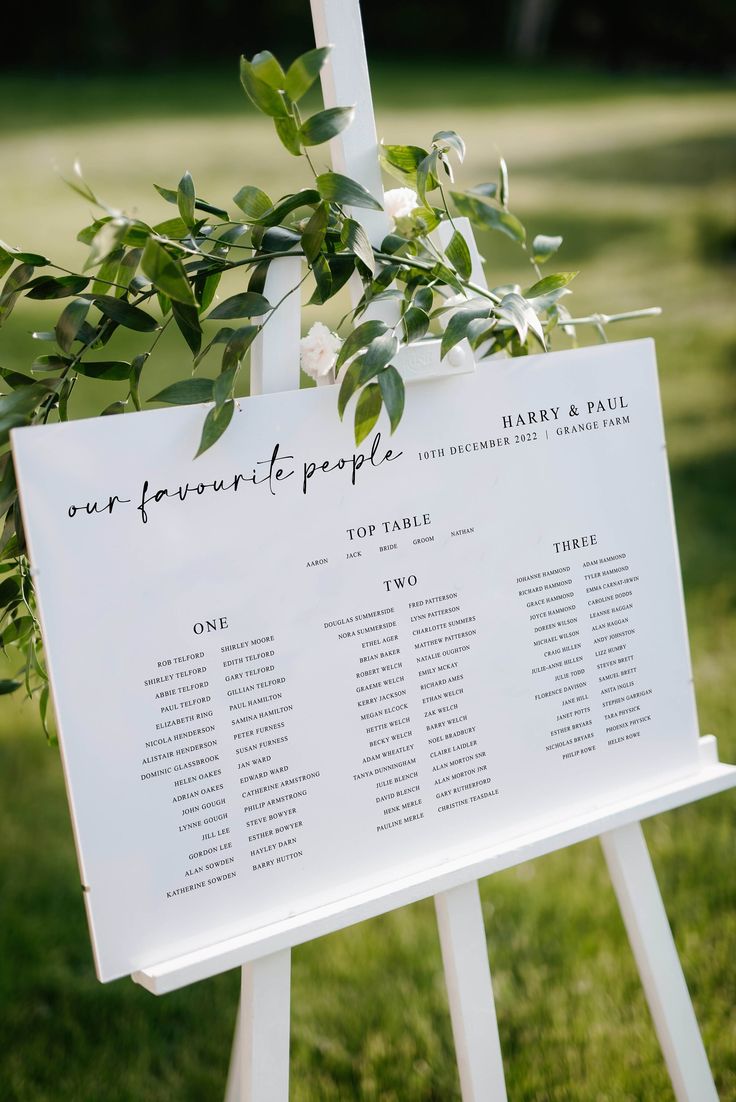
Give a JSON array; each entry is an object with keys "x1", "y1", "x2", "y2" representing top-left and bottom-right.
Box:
[{"x1": 133, "y1": 4, "x2": 736, "y2": 1098}]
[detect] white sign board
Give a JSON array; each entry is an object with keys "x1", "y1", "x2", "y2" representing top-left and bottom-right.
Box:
[{"x1": 12, "y1": 338, "x2": 700, "y2": 981}]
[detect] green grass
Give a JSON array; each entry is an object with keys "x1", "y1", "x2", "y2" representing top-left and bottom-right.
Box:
[{"x1": 1, "y1": 65, "x2": 735, "y2": 1100}]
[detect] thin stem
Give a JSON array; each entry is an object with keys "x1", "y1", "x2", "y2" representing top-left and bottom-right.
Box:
[
  {"x1": 48, "y1": 263, "x2": 132, "y2": 295},
  {"x1": 562, "y1": 307, "x2": 662, "y2": 326},
  {"x1": 265, "y1": 268, "x2": 310, "y2": 320}
]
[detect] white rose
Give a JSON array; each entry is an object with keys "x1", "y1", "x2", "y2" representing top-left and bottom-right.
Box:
[
  {"x1": 384, "y1": 187, "x2": 418, "y2": 230},
  {"x1": 299, "y1": 322, "x2": 342, "y2": 383}
]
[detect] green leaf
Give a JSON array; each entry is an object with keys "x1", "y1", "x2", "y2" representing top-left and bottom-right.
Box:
[
  {"x1": 196, "y1": 399, "x2": 235, "y2": 457},
  {"x1": 260, "y1": 227, "x2": 301, "y2": 253},
  {"x1": 0, "y1": 383, "x2": 51, "y2": 420},
  {"x1": 364, "y1": 330, "x2": 399, "y2": 371},
  {"x1": 250, "y1": 50, "x2": 286, "y2": 90},
  {"x1": 309, "y1": 254, "x2": 332, "y2": 304},
  {"x1": 208, "y1": 292, "x2": 271, "y2": 320},
  {"x1": 430, "y1": 261, "x2": 464, "y2": 294},
  {"x1": 171, "y1": 301, "x2": 202, "y2": 356},
  {"x1": 240, "y1": 55, "x2": 288, "y2": 118},
  {"x1": 450, "y1": 192, "x2": 526, "y2": 244},
  {"x1": 441, "y1": 304, "x2": 492, "y2": 359},
  {"x1": 433, "y1": 130, "x2": 465, "y2": 162},
  {"x1": 377, "y1": 366, "x2": 405, "y2": 433},
  {"x1": 222, "y1": 325, "x2": 260, "y2": 372},
  {"x1": 0, "y1": 576, "x2": 20, "y2": 603},
  {"x1": 0, "y1": 263, "x2": 35, "y2": 323},
  {"x1": 24, "y1": 274, "x2": 89, "y2": 300},
  {"x1": 524, "y1": 273, "x2": 577, "y2": 298},
  {"x1": 380, "y1": 144, "x2": 427, "y2": 187},
  {"x1": 129, "y1": 353, "x2": 147, "y2": 411},
  {"x1": 335, "y1": 319, "x2": 388, "y2": 371},
  {"x1": 532, "y1": 234, "x2": 563, "y2": 264},
  {"x1": 62, "y1": 160, "x2": 98, "y2": 205},
  {"x1": 233, "y1": 185, "x2": 273, "y2": 221},
  {"x1": 55, "y1": 298, "x2": 90, "y2": 353},
  {"x1": 0, "y1": 366, "x2": 38, "y2": 387},
  {"x1": 32, "y1": 354, "x2": 71, "y2": 372},
  {"x1": 468, "y1": 182, "x2": 498, "y2": 199},
  {"x1": 499, "y1": 157, "x2": 510, "y2": 209},
  {"x1": 119, "y1": 248, "x2": 143, "y2": 289},
  {"x1": 354, "y1": 383, "x2": 382, "y2": 446},
  {"x1": 1, "y1": 616, "x2": 33, "y2": 647},
  {"x1": 416, "y1": 150, "x2": 439, "y2": 206},
  {"x1": 284, "y1": 46, "x2": 330, "y2": 101},
  {"x1": 94, "y1": 295, "x2": 159, "y2": 332},
  {"x1": 74, "y1": 361, "x2": 133, "y2": 381},
  {"x1": 38, "y1": 683, "x2": 51, "y2": 739},
  {"x1": 86, "y1": 219, "x2": 129, "y2": 270},
  {"x1": 341, "y1": 218, "x2": 375, "y2": 275},
  {"x1": 248, "y1": 261, "x2": 269, "y2": 295},
  {"x1": 212, "y1": 224, "x2": 249, "y2": 249},
  {"x1": 101, "y1": 400, "x2": 126, "y2": 416},
  {"x1": 213, "y1": 365, "x2": 238, "y2": 408},
  {"x1": 300, "y1": 106, "x2": 355, "y2": 147},
  {"x1": 445, "y1": 229, "x2": 472, "y2": 280},
  {"x1": 377, "y1": 234, "x2": 408, "y2": 256},
  {"x1": 256, "y1": 189, "x2": 321, "y2": 227},
  {"x1": 195, "y1": 271, "x2": 221, "y2": 313},
  {"x1": 92, "y1": 246, "x2": 124, "y2": 296},
  {"x1": 151, "y1": 378, "x2": 214, "y2": 405},
  {"x1": 302, "y1": 202, "x2": 329, "y2": 263},
  {"x1": 0, "y1": 679, "x2": 21, "y2": 696},
  {"x1": 315, "y1": 172, "x2": 382, "y2": 211},
  {"x1": 194, "y1": 326, "x2": 235, "y2": 368},
  {"x1": 337, "y1": 356, "x2": 365, "y2": 418},
  {"x1": 154, "y1": 185, "x2": 228, "y2": 221},
  {"x1": 414, "y1": 287, "x2": 434, "y2": 312},
  {"x1": 497, "y1": 292, "x2": 545, "y2": 347},
  {"x1": 141, "y1": 238, "x2": 196, "y2": 305},
  {"x1": 274, "y1": 115, "x2": 302, "y2": 157},
  {"x1": 177, "y1": 171, "x2": 196, "y2": 228},
  {"x1": 324, "y1": 254, "x2": 356, "y2": 299},
  {"x1": 0, "y1": 239, "x2": 49, "y2": 266},
  {"x1": 403, "y1": 306, "x2": 430, "y2": 342}
]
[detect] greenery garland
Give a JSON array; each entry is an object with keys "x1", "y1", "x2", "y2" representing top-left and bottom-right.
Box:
[{"x1": 0, "y1": 46, "x2": 659, "y2": 732}]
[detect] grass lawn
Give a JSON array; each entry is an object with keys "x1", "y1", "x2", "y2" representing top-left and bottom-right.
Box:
[{"x1": 0, "y1": 61, "x2": 735, "y2": 1100}]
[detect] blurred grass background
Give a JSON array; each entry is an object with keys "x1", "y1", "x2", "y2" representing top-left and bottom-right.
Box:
[{"x1": 0, "y1": 50, "x2": 735, "y2": 1102}]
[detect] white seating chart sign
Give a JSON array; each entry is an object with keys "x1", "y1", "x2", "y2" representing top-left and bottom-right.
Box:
[{"x1": 12, "y1": 337, "x2": 701, "y2": 981}]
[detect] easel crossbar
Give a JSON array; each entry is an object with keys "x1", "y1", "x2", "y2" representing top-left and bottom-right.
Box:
[{"x1": 134, "y1": 744, "x2": 735, "y2": 995}]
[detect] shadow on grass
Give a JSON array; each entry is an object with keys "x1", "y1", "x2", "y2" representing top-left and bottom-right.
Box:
[
  {"x1": 670, "y1": 442, "x2": 736, "y2": 603},
  {"x1": 521, "y1": 132, "x2": 736, "y2": 188}
]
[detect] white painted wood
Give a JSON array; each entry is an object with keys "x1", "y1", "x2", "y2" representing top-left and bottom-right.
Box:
[
  {"x1": 435, "y1": 882, "x2": 507, "y2": 1101},
  {"x1": 133, "y1": 744, "x2": 736, "y2": 994},
  {"x1": 232, "y1": 255, "x2": 300, "y2": 1102},
  {"x1": 224, "y1": 950, "x2": 292, "y2": 1102},
  {"x1": 224, "y1": 1004, "x2": 242, "y2": 1102},
  {"x1": 309, "y1": 0, "x2": 390, "y2": 247},
  {"x1": 600, "y1": 822, "x2": 719, "y2": 1102},
  {"x1": 250, "y1": 256, "x2": 303, "y2": 396}
]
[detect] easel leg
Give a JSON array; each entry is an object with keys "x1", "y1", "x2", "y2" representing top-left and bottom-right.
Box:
[
  {"x1": 224, "y1": 949, "x2": 291, "y2": 1102},
  {"x1": 434, "y1": 881, "x2": 508, "y2": 1102},
  {"x1": 600, "y1": 822, "x2": 718, "y2": 1102}
]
